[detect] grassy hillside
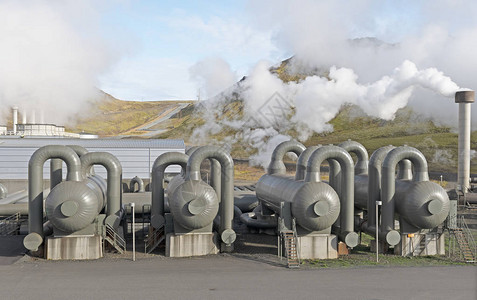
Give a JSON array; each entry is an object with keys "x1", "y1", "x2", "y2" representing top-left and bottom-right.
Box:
[{"x1": 70, "y1": 92, "x2": 193, "y2": 136}]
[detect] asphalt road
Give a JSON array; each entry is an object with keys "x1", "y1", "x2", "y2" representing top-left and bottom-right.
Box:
[{"x1": 0, "y1": 254, "x2": 475, "y2": 300}]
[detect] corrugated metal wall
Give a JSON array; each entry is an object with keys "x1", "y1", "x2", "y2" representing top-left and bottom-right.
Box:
[{"x1": 0, "y1": 139, "x2": 185, "y2": 180}]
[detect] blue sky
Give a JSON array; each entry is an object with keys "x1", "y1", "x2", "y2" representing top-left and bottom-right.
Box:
[{"x1": 98, "y1": 0, "x2": 282, "y2": 100}]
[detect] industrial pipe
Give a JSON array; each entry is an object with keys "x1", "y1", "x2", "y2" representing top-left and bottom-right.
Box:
[
  {"x1": 381, "y1": 146, "x2": 429, "y2": 234},
  {"x1": 187, "y1": 146, "x2": 221, "y2": 202},
  {"x1": 151, "y1": 152, "x2": 188, "y2": 229},
  {"x1": 80, "y1": 152, "x2": 122, "y2": 228},
  {"x1": 295, "y1": 146, "x2": 320, "y2": 181},
  {"x1": 257, "y1": 175, "x2": 340, "y2": 232},
  {"x1": 50, "y1": 145, "x2": 92, "y2": 191},
  {"x1": 268, "y1": 140, "x2": 306, "y2": 175},
  {"x1": 240, "y1": 211, "x2": 277, "y2": 229},
  {"x1": 361, "y1": 145, "x2": 401, "y2": 245},
  {"x1": 397, "y1": 159, "x2": 412, "y2": 180},
  {"x1": 367, "y1": 146, "x2": 394, "y2": 229},
  {"x1": 24, "y1": 145, "x2": 82, "y2": 252},
  {"x1": 187, "y1": 146, "x2": 236, "y2": 247},
  {"x1": 338, "y1": 140, "x2": 369, "y2": 175},
  {"x1": 130, "y1": 176, "x2": 145, "y2": 193},
  {"x1": 0, "y1": 203, "x2": 30, "y2": 216},
  {"x1": 170, "y1": 179, "x2": 219, "y2": 229},
  {"x1": 455, "y1": 90, "x2": 475, "y2": 192},
  {"x1": 0, "y1": 183, "x2": 7, "y2": 199},
  {"x1": 305, "y1": 145, "x2": 359, "y2": 247}
]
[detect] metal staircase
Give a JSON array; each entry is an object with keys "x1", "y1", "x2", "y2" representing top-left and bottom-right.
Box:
[
  {"x1": 450, "y1": 216, "x2": 476, "y2": 263},
  {"x1": 144, "y1": 226, "x2": 165, "y2": 254},
  {"x1": 282, "y1": 230, "x2": 300, "y2": 268},
  {"x1": 0, "y1": 212, "x2": 21, "y2": 236},
  {"x1": 104, "y1": 224, "x2": 126, "y2": 254}
]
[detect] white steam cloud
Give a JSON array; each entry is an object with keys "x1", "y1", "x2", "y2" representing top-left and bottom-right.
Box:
[
  {"x1": 191, "y1": 0, "x2": 475, "y2": 168},
  {"x1": 0, "y1": 0, "x2": 123, "y2": 126},
  {"x1": 189, "y1": 57, "x2": 237, "y2": 100}
]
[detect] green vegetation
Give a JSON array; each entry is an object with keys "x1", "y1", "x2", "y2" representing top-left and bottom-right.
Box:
[
  {"x1": 70, "y1": 92, "x2": 194, "y2": 136},
  {"x1": 304, "y1": 233, "x2": 467, "y2": 268}
]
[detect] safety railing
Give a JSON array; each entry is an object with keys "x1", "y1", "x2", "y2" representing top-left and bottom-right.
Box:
[{"x1": 0, "y1": 212, "x2": 21, "y2": 235}]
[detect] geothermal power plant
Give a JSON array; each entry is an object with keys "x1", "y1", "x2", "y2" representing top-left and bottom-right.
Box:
[{"x1": 0, "y1": 91, "x2": 475, "y2": 266}]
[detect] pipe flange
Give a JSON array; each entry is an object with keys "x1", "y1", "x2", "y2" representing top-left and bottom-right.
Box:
[
  {"x1": 313, "y1": 201, "x2": 330, "y2": 217},
  {"x1": 60, "y1": 201, "x2": 79, "y2": 217},
  {"x1": 221, "y1": 228, "x2": 236, "y2": 244},
  {"x1": 427, "y1": 199, "x2": 443, "y2": 215}
]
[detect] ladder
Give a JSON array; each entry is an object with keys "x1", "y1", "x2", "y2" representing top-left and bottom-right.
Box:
[
  {"x1": 450, "y1": 216, "x2": 476, "y2": 263},
  {"x1": 144, "y1": 226, "x2": 165, "y2": 254},
  {"x1": 0, "y1": 212, "x2": 21, "y2": 236},
  {"x1": 282, "y1": 230, "x2": 300, "y2": 268},
  {"x1": 104, "y1": 224, "x2": 126, "y2": 254}
]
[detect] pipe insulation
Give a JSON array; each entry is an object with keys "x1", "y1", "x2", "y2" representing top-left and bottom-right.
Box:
[
  {"x1": 50, "y1": 145, "x2": 92, "y2": 191},
  {"x1": 187, "y1": 146, "x2": 221, "y2": 202},
  {"x1": 338, "y1": 140, "x2": 369, "y2": 175},
  {"x1": 0, "y1": 183, "x2": 7, "y2": 199},
  {"x1": 381, "y1": 146, "x2": 430, "y2": 234},
  {"x1": 305, "y1": 145, "x2": 359, "y2": 247},
  {"x1": 268, "y1": 140, "x2": 306, "y2": 175},
  {"x1": 256, "y1": 174, "x2": 340, "y2": 231},
  {"x1": 130, "y1": 176, "x2": 145, "y2": 193},
  {"x1": 170, "y1": 179, "x2": 219, "y2": 229},
  {"x1": 367, "y1": 146, "x2": 394, "y2": 229},
  {"x1": 151, "y1": 152, "x2": 188, "y2": 229},
  {"x1": 45, "y1": 177, "x2": 106, "y2": 233},
  {"x1": 80, "y1": 152, "x2": 122, "y2": 228},
  {"x1": 295, "y1": 146, "x2": 320, "y2": 181},
  {"x1": 24, "y1": 145, "x2": 82, "y2": 252},
  {"x1": 455, "y1": 90, "x2": 475, "y2": 192},
  {"x1": 187, "y1": 146, "x2": 236, "y2": 246}
]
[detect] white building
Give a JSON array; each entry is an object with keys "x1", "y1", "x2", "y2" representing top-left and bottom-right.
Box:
[{"x1": 0, "y1": 138, "x2": 185, "y2": 180}]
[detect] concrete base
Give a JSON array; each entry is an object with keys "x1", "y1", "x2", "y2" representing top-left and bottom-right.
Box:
[
  {"x1": 370, "y1": 240, "x2": 389, "y2": 254},
  {"x1": 46, "y1": 235, "x2": 103, "y2": 260},
  {"x1": 394, "y1": 233, "x2": 445, "y2": 256},
  {"x1": 166, "y1": 232, "x2": 219, "y2": 257},
  {"x1": 296, "y1": 234, "x2": 338, "y2": 259}
]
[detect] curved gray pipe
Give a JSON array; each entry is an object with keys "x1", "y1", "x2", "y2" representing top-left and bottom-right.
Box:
[
  {"x1": 295, "y1": 146, "x2": 320, "y2": 181},
  {"x1": 25, "y1": 145, "x2": 82, "y2": 251},
  {"x1": 381, "y1": 146, "x2": 429, "y2": 234},
  {"x1": 50, "y1": 145, "x2": 91, "y2": 191},
  {"x1": 187, "y1": 146, "x2": 221, "y2": 202},
  {"x1": 50, "y1": 159, "x2": 63, "y2": 191},
  {"x1": 80, "y1": 152, "x2": 122, "y2": 228},
  {"x1": 367, "y1": 146, "x2": 394, "y2": 229},
  {"x1": 0, "y1": 183, "x2": 7, "y2": 199},
  {"x1": 397, "y1": 159, "x2": 412, "y2": 180},
  {"x1": 364, "y1": 145, "x2": 400, "y2": 245},
  {"x1": 268, "y1": 140, "x2": 306, "y2": 175},
  {"x1": 305, "y1": 145, "x2": 358, "y2": 247},
  {"x1": 130, "y1": 176, "x2": 145, "y2": 193},
  {"x1": 151, "y1": 152, "x2": 188, "y2": 229},
  {"x1": 338, "y1": 140, "x2": 369, "y2": 175},
  {"x1": 240, "y1": 212, "x2": 277, "y2": 229},
  {"x1": 187, "y1": 146, "x2": 236, "y2": 246}
]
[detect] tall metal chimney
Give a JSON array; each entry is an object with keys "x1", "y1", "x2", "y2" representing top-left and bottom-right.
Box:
[
  {"x1": 455, "y1": 90, "x2": 475, "y2": 192},
  {"x1": 12, "y1": 106, "x2": 18, "y2": 134},
  {"x1": 22, "y1": 109, "x2": 27, "y2": 124}
]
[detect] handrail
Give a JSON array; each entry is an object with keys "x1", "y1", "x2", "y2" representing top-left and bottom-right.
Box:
[
  {"x1": 144, "y1": 226, "x2": 164, "y2": 254},
  {"x1": 459, "y1": 216, "x2": 476, "y2": 259},
  {"x1": 105, "y1": 223, "x2": 126, "y2": 252},
  {"x1": 0, "y1": 212, "x2": 20, "y2": 235}
]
